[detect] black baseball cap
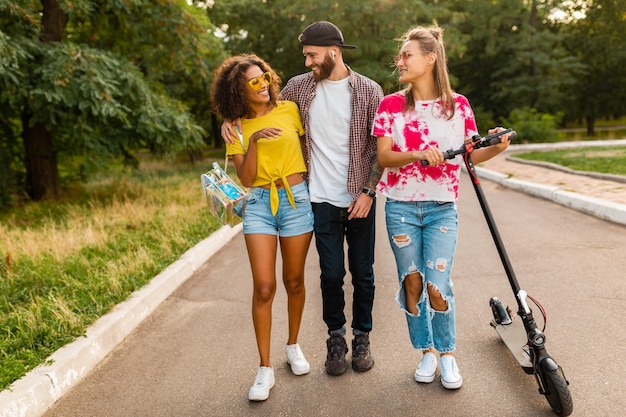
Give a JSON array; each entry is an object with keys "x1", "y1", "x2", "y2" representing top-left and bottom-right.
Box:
[{"x1": 298, "y1": 21, "x2": 357, "y2": 49}]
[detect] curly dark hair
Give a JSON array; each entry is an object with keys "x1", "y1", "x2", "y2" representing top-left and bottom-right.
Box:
[{"x1": 210, "y1": 54, "x2": 281, "y2": 121}]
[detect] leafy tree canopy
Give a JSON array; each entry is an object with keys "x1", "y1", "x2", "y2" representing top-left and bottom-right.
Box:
[
  {"x1": 206, "y1": 1, "x2": 593, "y2": 124},
  {"x1": 559, "y1": 0, "x2": 626, "y2": 131},
  {"x1": 0, "y1": 0, "x2": 226, "y2": 202},
  {"x1": 208, "y1": 0, "x2": 458, "y2": 93}
]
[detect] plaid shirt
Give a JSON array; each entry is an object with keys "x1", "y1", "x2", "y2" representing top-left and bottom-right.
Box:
[{"x1": 281, "y1": 66, "x2": 384, "y2": 201}]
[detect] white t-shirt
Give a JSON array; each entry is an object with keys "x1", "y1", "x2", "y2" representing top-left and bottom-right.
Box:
[{"x1": 308, "y1": 77, "x2": 352, "y2": 207}]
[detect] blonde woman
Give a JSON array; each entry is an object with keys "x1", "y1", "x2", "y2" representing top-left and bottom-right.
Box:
[{"x1": 373, "y1": 25, "x2": 511, "y2": 389}]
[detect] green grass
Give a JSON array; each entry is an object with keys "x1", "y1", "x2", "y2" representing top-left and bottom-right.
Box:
[
  {"x1": 0, "y1": 152, "x2": 224, "y2": 390},
  {"x1": 558, "y1": 117, "x2": 626, "y2": 141},
  {"x1": 559, "y1": 129, "x2": 626, "y2": 141},
  {"x1": 513, "y1": 146, "x2": 626, "y2": 176}
]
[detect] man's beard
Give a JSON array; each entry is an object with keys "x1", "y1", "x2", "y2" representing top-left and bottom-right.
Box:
[{"x1": 312, "y1": 54, "x2": 335, "y2": 82}]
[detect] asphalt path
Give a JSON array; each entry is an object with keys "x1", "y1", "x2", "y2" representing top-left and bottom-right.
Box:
[{"x1": 42, "y1": 175, "x2": 626, "y2": 417}]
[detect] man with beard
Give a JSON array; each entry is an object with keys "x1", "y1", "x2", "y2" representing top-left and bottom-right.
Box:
[
  {"x1": 222, "y1": 21, "x2": 383, "y2": 376},
  {"x1": 281, "y1": 21, "x2": 383, "y2": 376}
]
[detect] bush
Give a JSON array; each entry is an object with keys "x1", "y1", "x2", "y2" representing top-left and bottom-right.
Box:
[
  {"x1": 503, "y1": 107, "x2": 563, "y2": 143},
  {"x1": 472, "y1": 106, "x2": 496, "y2": 135}
]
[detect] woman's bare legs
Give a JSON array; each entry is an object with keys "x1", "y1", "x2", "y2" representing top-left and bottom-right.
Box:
[
  {"x1": 404, "y1": 271, "x2": 449, "y2": 355},
  {"x1": 245, "y1": 231, "x2": 313, "y2": 367},
  {"x1": 245, "y1": 234, "x2": 278, "y2": 368},
  {"x1": 279, "y1": 232, "x2": 313, "y2": 344}
]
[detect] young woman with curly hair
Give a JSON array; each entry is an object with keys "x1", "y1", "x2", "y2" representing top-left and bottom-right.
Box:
[{"x1": 210, "y1": 54, "x2": 313, "y2": 401}]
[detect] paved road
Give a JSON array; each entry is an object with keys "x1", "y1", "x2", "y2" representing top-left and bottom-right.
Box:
[{"x1": 42, "y1": 175, "x2": 626, "y2": 417}]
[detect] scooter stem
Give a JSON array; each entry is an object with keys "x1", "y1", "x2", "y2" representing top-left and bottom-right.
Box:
[{"x1": 518, "y1": 290, "x2": 532, "y2": 315}]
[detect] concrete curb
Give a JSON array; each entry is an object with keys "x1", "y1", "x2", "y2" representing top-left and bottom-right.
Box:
[
  {"x1": 0, "y1": 224, "x2": 242, "y2": 417},
  {"x1": 475, "y1": 167, "x2": 626, "y2": 226}
]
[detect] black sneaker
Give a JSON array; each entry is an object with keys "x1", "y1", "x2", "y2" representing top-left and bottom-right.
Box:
[
  {"x1": 351, "y1": 333, "x2": 374, "y2": 372},
  {"x1": 325, "y1": 334, "x2": 348, "y2": 376}
]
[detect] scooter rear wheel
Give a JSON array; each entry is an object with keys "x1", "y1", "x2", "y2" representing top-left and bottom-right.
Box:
[{"x1": 538, "y1": 360, "x2": 573, "y2": 416}]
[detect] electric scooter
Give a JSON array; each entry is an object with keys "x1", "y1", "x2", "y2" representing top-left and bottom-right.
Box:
[{"x1": 423, "y1": 129, "x2": 573, "y2": 416}]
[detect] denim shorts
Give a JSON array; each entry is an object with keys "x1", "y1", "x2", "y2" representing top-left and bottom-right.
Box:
[{"x1": 242, "y1": 181, "x2": 314, "y2": 237}]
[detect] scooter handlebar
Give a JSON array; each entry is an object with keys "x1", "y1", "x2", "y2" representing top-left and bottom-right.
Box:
[
  {"x1": 420, "y1": 129, "x2": 516, "y2": 166},
  {"x1": 479, "y1": 129, "x2": 517, "y2": 148}
]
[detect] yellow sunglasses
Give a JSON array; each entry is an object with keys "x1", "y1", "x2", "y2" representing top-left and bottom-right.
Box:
[{"x1": 247, "y1": 72, "x2": 272, "y2": 91}]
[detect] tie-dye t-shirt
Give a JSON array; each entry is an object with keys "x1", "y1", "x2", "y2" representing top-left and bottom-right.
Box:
[{"x1": 372, "y1": 92, "x2": 478, "y2": 202}]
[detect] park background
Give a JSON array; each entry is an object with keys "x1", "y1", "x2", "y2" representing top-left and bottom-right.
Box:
[{"x1": 1, "y1": 0, "x2": 625, "y2": 391}]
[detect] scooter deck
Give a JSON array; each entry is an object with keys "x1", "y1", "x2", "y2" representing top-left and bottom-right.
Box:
[{"x1": 493, "y1": 317, "x2": 533, "y2": 372}]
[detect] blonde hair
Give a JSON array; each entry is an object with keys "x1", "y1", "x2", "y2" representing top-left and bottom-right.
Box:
[{"x1": 401, "y1": 25, "x2": 455, "y2": 119}]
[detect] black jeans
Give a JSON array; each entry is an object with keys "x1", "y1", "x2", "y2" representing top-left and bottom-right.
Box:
[{"x1": 312, "y1": 201, "x2": 376, "y2": 334}]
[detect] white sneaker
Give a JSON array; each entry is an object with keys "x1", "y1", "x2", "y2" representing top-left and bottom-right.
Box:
[
  {"x1": 285, "y1": 343, "x2": 311, "y2": 375},
  {"x1": 414, "y1": 351, "x2": 437, "y2": 383},
  {"x1": 248, "y1": 366, "x2": 275, "y2": 401},
  {"x1": 440, "y1": 355, "x2": 463, "y2": 389}
]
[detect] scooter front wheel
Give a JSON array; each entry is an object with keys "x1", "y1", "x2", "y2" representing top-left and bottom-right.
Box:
[{"x1": 537, "y1": 359, "x2": 573, "y2": 416}]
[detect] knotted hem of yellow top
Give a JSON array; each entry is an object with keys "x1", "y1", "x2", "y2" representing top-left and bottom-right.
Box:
[{"x1": 269, "y1": 175, "x2": 296, "y2": 216}]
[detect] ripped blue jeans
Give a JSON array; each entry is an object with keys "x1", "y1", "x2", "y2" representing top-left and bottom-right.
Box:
[{"x1": 385, "y1": 199, "x2": 458, "y2": 353}]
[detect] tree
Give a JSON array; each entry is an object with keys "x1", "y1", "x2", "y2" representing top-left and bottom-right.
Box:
[
  {"x1": 444, "y1": 0, "x2": 584, "y2": 127},
  {"x1": 208, "y1": 0, "x2": 585, "y2": 122},
  {"x1": 208, "y1": 0, "x2": 452, "y2": 93},
  {"x1": 0, "y1": 30, "x2": 30, "y2": 206},
  {"x1": 207, "y1": 0, "x2": 624, "y2": 134},
  {"x1": 0, "y1": 0, "x2": 226, "y2": 203},
  {"x1": 559, "y1": 0, "x2": 626, "y2": 134}
]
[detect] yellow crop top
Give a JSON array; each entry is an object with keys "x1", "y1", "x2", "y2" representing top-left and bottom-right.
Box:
[{"x1": 225, "y1": 100, "x2": 306, "y2": 215}]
